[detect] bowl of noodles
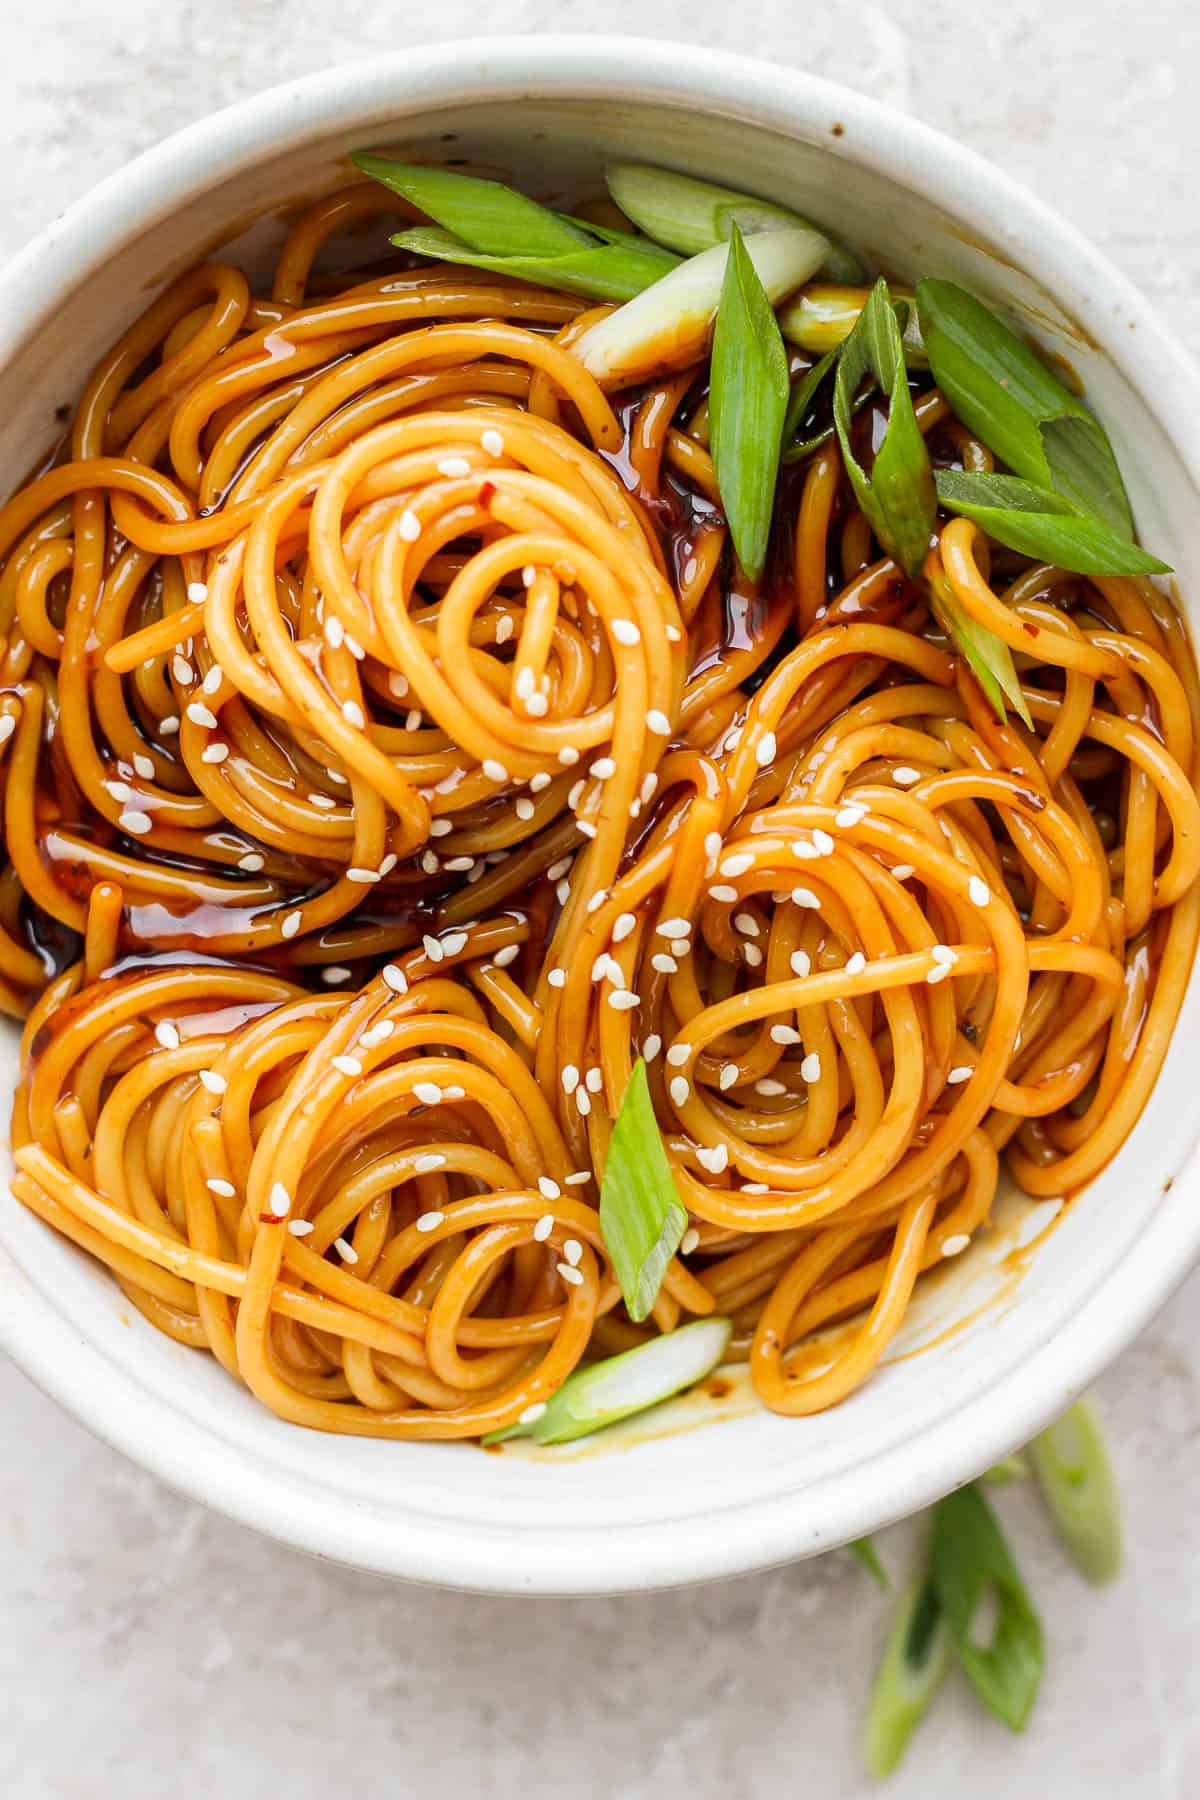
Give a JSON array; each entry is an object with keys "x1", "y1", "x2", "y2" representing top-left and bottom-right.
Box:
[{"x1": 1, "y1": 35, "x2": 1199, "y2": 1594}]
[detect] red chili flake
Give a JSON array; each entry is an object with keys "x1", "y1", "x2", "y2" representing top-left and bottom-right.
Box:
[
  {"x1": 478, "y1": 480, "x2": 497, "y2": 508},
  {"x1": 257, "y1": 1211, "x2": 282, "y2": 1224}
]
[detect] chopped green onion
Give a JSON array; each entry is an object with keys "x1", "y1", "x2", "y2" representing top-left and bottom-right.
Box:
[
  {"x1": 864, "y1": 1575, "x2": 952, "y2": 1778},
  {"x1": 927, "y1": 558, "x2": 1033, "y2": 729},
  {"x1": 571, "y1": 227, "x2": 827, "y2": 387},
  {"x1": 606, "y1": 162, "x2": 861, "y2": 281},
  {"x1": 928, "y1": 1484, "x2": 1044, "y2": 1731},
  {"x1": 483, "y1": 1315, "x2": 733, "y2": 1447},
  {"x1": 779, "y1": 283, "x2": 927, "y2": 366},
  {"x1": 850, "y1": 1535, "x2": 889, "y2": 1588},
  {"x1": 351, "y1": 153, "x2": 589, "y2": 257},
  {"x1": 1027, "y1": 1398, "x2": 1122, "y2": 1584},
  {"x1": 982, "y1": 1452, "x2": 1031, "y2": 1487},
  {"x1": 599, "y1": 1058, "x2": 688, "y2": 1321},
  {"x1": 781, "y1": 347, "x2": 839, "y2": 462},
  {"x1": 917, "y1": 279, "x2": 1134, "y2": 538},
  {"x1": 935, "y1": 470, "x2": 1170, "y2": 577},
  {"x1": 709, "y1": 224, "x2": 791, "y2": 581},
  {"x1": 833, "y1": 278, "x2": 936, "y2": 579},
  {"x1": 390, "y1": 223, "x2": 681, "y2": 304}
]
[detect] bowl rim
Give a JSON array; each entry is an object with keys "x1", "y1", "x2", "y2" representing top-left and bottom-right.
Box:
[{"x1": 3, "y1": 33, "x2": 1200, "y2": 1595}]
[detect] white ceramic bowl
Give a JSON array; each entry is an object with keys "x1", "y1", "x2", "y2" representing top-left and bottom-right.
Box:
[{"x1": 2, "y1": 36, "x2": 1199, "y2": 1596}]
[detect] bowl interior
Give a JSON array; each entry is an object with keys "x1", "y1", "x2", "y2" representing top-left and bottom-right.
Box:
[{"x1": 3, "y1": 50, "x2": 1199, "y2": 1593}]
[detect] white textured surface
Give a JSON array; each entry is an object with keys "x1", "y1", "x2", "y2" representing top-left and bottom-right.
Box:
[{"x1": 3, "y1": 5, "x2": 1199, "y2": 1795}]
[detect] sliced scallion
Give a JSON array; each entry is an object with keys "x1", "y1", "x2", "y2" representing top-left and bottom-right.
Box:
[
  {"x1": 390, "y1": 222, "x2": 681, "y2": 304},
  {"x1": 927, "y1": 559, "x2": 1033, "y2": 729},
  {"x1": 928, "y1": 1484, "x2": 1044, "y2": 1731},
  {"x1": 982, "y1": 1452, "x2": 1031, "y2": 1487},
  {"x1": 864, "y1": 1575, "x2": 952, "y2": 1778},
  {"x1": 351, "y1": 153, "x2": 589, "y2": 257},
  {"x1": 1027, "y1": 1398, "x2": 1122, "y2": 1584},
  {"x1": 599, "y1": 1058, "x2": 688, "y2": 1322},
  {"x1": 935, "y1": 470, "x2": 1170, "y2": 577},
  {"x1": 709, "y1": 223, "x2": 791, "y2": 581},
  {"x1": 850, "y1": 1535, "x2": 889, "y2": 1588},
  {"x1": 483, "y1": 1315, "x2": 733, "y2": 1447}
]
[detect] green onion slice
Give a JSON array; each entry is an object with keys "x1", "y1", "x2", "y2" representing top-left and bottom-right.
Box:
[
  {"x1": 484, "y1": 1315, "x2": 733, "y2": 1447},
  {"x1": 391, "y1": 223, "x2": 680, "y2": 304},
  {"x1": 833, "y1": 278, "x2": 936, "y2": 579},
  {"x1": 935, "y1": 470, "x2": 1170, "y2": 577},
  {"x1": 351, "y1": 153, "x2": 589, "y2": 257},
  {"x1": 850, "y1": 1535, "x2": 889, "y2": 1588},
  {"x1": 863, "y1": 1575, "x2": 952, "y2": 1778},
  {"x1": 599, "y1": 1058, "x2": 688, "y2": 1322},
  {"x1": 917, "y1": 278, "x2": 1134, "y2": 537},
  {"x1": 927, "y1": 559, "x2": 1033, "y2": 729},
  {"x1": 1027, "y1": 1397, "x2": 1122, "y2": 1584},
  {"x1": 605, "y1": 161, "x2": 861, "y2": 281},
  {"x1": 928, "y1": 1484, "x2": 1045, "y2": 1731},
  {"x1": 709, "y1": 223, "x2": 791, "y2": 581},
  {"x1": 982, "y1": 1452, "x2": 1031, "y2": 1487}
]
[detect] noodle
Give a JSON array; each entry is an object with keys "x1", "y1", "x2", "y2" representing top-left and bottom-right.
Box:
[{"x1": 3, "y1": 174, "x2": 1198, "y2": 1442}]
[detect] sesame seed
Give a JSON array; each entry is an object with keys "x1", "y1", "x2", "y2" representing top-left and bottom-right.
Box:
[
  {"x1": 324, "y1": 615, "x2": 345, "y2": 650},
  {"x1": 891, "y1": 864, "x2": 915, "y2": 881},
  {"x1": 405, "y1": 709, "x2": 422, "y2": 732},
  {"x1": 119, "y1": 809, "x2": 153, "y2": 835},
  {"x1": 332, "y1": 1054, "x2": 362, "y2": 1077},
  {"x1": 360, "y1": 1020, "x2": 394, "y2": 1047},
  {"x1": 576, "y1": 820, "x2": 597, "y2": 840},
  {"x1": 792, "y1": 887, "x2": 820, "y2": 909},
  {"x1": 734, "y1": 912, "x2": 759, "y2": 937},
  {"x1": 382, "y1": 964, "x2": 408, "y2": 993},
  {"x1": 608, "y1": 989, "x2": 639, "y2": 1011},
  {"x1": 154, "y1": 1021, "x2": 180, "y2": 1050},
  {"x1": 942, "y1": 1233, "x2": 971, "y2": 1258},
  {"x1": 310, "y1": 793, "x2": 336, "y2": 810},
  {"x1": 482, "y1": 758, "x2": 508, "y2": 783},
  {"x1": 186, "y1": 702, "x2": 218, "y2": 729},
  {"x1": 567, "y1": 779, "x2": 586, "y2": 810},
  {"x1": 557, "y1": 746, "x2": 580, "y2": 766},
  {"x1": 158, "y1": 715, "x2": 179, "y2": 735},
  {"x1": 331, "y1": 1236, "x2": 358, "y2": 1264},
  {"x1": 636, "y1": 1034, "x2": 660, "y2": 1069},
  {"x1": 723, "y1": 726, "x2": 742, "y2": 753},
  {"x1": 347, "y1": 867, "x2": 381, "y2": 884},
  {"x1": 696, "y1": 1143, "x2": 729, "y2": 1174},
  {"x1": 926, "y1": 964, "x2": 951, "y2": 985},
  {"x1": 268, "y1": 1182, "x2": 291, "y2": 1217},
  {"x1": 533, "y1": 1214, "x2": 555, "y2": 1241},
  {"x1": 576, "y1": 1089, "x2": 592, "y2": 1115},
  {"x1": 482, "y1": 429, "x2": 505, "y2": 457},
  {"x1": 341, "y1": 699, "x2": 365, "y2": 729},
  {"x1": 238, "y1": 851, "x2": 265, "y2": 872},
  {"x1": 612, "y1": 912, "x2": 637, "y2": 943},
  {"x1": 790, "y1": 950, "x2": 811, "y2": 978},
  {"x1": 379, "y1": 853, "x2": 398, "y2": 877},
  {"x1": 657, "y1": 918, "x2": 690, "y2": 939},
  {"x1": 561, "y1": 1066, "x2": 581, "y2": 1097},
  {"x1": 812, "y1": 829, "x2": 835, "y2": 856},
  {"x1": 187, "y1": 580, "x2": 208, "y2": 603},
  {"x1": 743, "y1": 943, "x2": 763, "y2": 968},
  {"x1": 201, "y1": 665, "x2": 223, "y2": 696},
  {"x1": 708, "y1": 884, "x2": 738, "y2": 903},
  {"x1": 413, "y1": 1082, "x2": 443, "y2": 1106},
  {"x1": 800, "y1": 1053, "x2": 821, "y2": 1083},
  {"x1": 389, "y1": 672, "x2": 409, "y2": 700},
  {"x1": 132, "y1": 752, "x2": 155, "y2": 780},
  {"x1": 680, "y1": 1227, "x2": 700, "y2": 1255},
  {"x1": 892, "y1": 766, "x2": 921, "y2": 786},
  {"x1": 563, "y1": 1238, "x2": 583, "y2": 1266},
  {"x1": 931, "y1": 945, "x2": 957, "y2": 966},
  {"x1": 438, "y1": 854, "x2": 468, "y2": 874},
  {"x1": 420, "y1": 850, "x2": 440, "y2": 876},
  {"x1": 201, "y1": 743, "x2": 228, "y2": 764},
  {"x1": 646, "y1": 709, "x2": 671, "y2": 735},
  {"x1": 845, "y1": 952, "x2": 866, "y2": 976},
  {"x1": 835, "y1": 805, "x2": 867, "y2": 829},
  {"x1": 669, "y1": 1076, "x2": 690, "y2": 1106},
  {"x1": 399, "y1": 509, "x2": 421, "y2": 541},
  {"x1": 771, "y1": 1025, "x2": 801, "y2": 1045},
  {"x1": 651, "y1": 953, "x2": 678, "y2": 974},
  {"x1": 281, "y1": 911, "x2": 302, "y2": 939},
  {"x1": 172, "y1": 656, "x2": 194, "y2": 685},
  {"x1": 565, "y1": 1171, "x2": 590, "y2": 1186},
  {"x1": 742, "y1": 1183, "x2": 769, "y2": 1194},
  {"x1": 443, "y1": 1085, "x2": 466, "y2": 1103},
  {"x1": 611, "y1": 619, "x2": 641, "y2": 646},
  {"x1": 422, "y1": 935, "x2": 445, "y2": 963},
  {"x1": 519, "y1": 1400, "x2": 547, "y2": 1426},
  {"x1": 515, "y1": 797, "x2": 535, "y2": 821},
  {"x1": 206, "y1": 1176, "x2": 236, "y2": 1198},
  {"x1": 721, "y1": 852, "x2": 754, "y2": 878},
  {"x1": 522, "y1": 566, "x2": 537, "y2": 588},
  {"x1": 719, "y1": 1063, "x2": 738, "y2": 1091},
  {"x1": 666, "y1": 623, "x2": 682, "y2": 642},
  {"x1": 538, "y1": 1177, "x2": 561, "y2": 1201},
  {"x1": 641, "y1": 774, "x2": 658, "y2": 805},
  {"x1": 199, "y1": 1069, "x2": 226, "y2": 1095},
  {"x1": 286, "y1": 1218, "x2": 314, "y2": 1237},
  {"x1": 704, "y1": 831, "x2": 722, "y2": 872},
  {"x1": 438, "y1": 456, "x2": 471, "y2": 478},
  {"x1": 591, "y1": 756, "x2": 616, "y2": 780},
  {"x1": 515, "y1": 667, "x2": 535, "y2": 702},
  {"x1": 670, "y1": 939, "x2": 690, "y2": 959},
  {"x1": 547, "y1": 968, "x2": 566, "y2": 988},
  {"x1": 756, "y1": 1078, "x2": 787, "y2": 1097},
  {"x1": 792, "y1": 839, "x2": 819, "y2": 860},
  {"x1": 755, "y1": 731, "x2": 777, "y2": 768},
  {"x1": 441, "y1": 931, "x2": 468, "y2": 956},
  {"x1": 493, "y1": 944, "x2": 520, "y2": 969},
  {"x1": 947, "y1": 1066, "x2": 973, "y2": 1084},
  {"x1": 429, "y1": 818, "x2": 453, "y2": 837},
  {"x1": 968, "y1": 875, "x2": 991, "y2": 907},
  {"x1": 558, "y1": 1263, "x2": 585, "y2": 1286}
]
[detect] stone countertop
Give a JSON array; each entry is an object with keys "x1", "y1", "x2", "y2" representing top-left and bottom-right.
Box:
[{"x1": 3, "y1": 4, "x2": 1199, "y2": 1795}]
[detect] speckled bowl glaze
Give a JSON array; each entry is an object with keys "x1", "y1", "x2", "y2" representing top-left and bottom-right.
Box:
[{"x1": 2, "y1": 36, "x2": 1198, "y2": 1595}]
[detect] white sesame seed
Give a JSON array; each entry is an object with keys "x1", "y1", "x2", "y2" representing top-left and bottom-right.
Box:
[
  {"x1": 926, "y1": 964, "x2": 951, "y2": 985},
  {"x1": 891, "y1": 863, "x2": 915, "y2": 881},
  {"x1": 721, "y1": 853, "x2": 754, "y2": 878},
  {"x1": 267, "y1": 1181, "x2": 290, "y2": 1217},
  {"x1": 131, "y1": 752, "x2": 155, "y2": 780},
  {"x1": 567, "y1": 779, "x2": 587, "y2": 811},
  {"x1": 666, "y1": 623, "x2": 682, "y2": 642},
  {"x1": 892, "y1": 766, "x2": 921, "y2": 786},
  {"x1": 947, "y1": 1066, "x2": 973, "y2": 1084},
  {"x1": 206, "y1": 1176, "x2": 236, "y2": 1198},
  {"x1": 704, "y1": 831, "x2": 723, "y2": 872},
  {"x1": 403, "y1": 708, "x2": 422, "y2": 733},
  {"x1": 591, "y1": 953, "x2": 617, "y2": 983},
  {"x1": 547, "y1": 968, "x2": 566, "y2": 988},
  {"x1": 723, "y1": 726, "x2": 743, "y2": 753},
  {"x1": 651, "y1": 953, "x2": 678, "y2": 974},
  {"x1": 154, "y1": 1021, "x2": 180, "y2": 1050},
  {"x1": 360, "y1": 1020, "x2": 395, "y2": 1047},
  {"x1": 420, "y1": 850, "x2": 440, "y2": 876},
  {"x1": 591, "y1": 756, "x2": 616, "y2": 780},
  {"x1": 515, "y1": 797, "x2": 535, "y2": 822},
  {"x1": 482, "y1": 758, "x2": 508, "y2": 783},
  {"x1": 563, "y1": 1238, "x2": 583, "y2": 1266},
  {"x1": 416, "y1": 1211, "x2": 445, "y2": 1234},
  {"x1": 611, "y1": 619, "x2": 641, "y2": 646},
  {"x1": 281, "y1": 911, "x2": 302, "y2": 939},
  {"x1": 442, "y1": 1086, "x2": 466, "y2": 1103},
  {"x1": 558, "y1": 1263, "x2": 585, "y2": 1286},
  {"x1": 441, "y1": 931, "x2": 468, "y2": 957},
  {"x1": 382, "y1": 963, "x2": 408, "y2": 994},
  {"x1": 641, "y1": 775, "x2": 658, "y2": 806},
  {"x1": 565, "y1": 1170, "x2": 590, "y2": 1186},
  {"x1": 791, "y1": 839, "x2": 819, "y2": 860},
  {"x1": 670, "y1": 939, "x2": 690, "y2": 959},
  {"x1": 719, "y1": 1063, "x2": 738, "y2": 1091},
  {"x1": 792, "y1": 887, "x2": 820, "y2": 909},
  {"x1": 202, "y1": 664, "x2": 223, "y2": 696},
  {"x1": 331, "y1": 1236, "x2": 358, "y2": 1265},
  {"x1": 341, "y1": 699, "x2": 365, "y2": 729},
  {"x1": 845, "y1": 952, "x2": 866, "y2": 976},
  {"x1": 734, "y1": 912, "x2": 759, "y2": 937},
  {"x1": 186, "y1": 702, "x2": 218, "y2": 729},
  {"x1": 158, "y1": 715, "x2": 179, "y2": 736},
  {"x1": 346, "y1": 867, "x2": 381, "y2": 884},
  {"x1": 790, "y1": 950, "x2": 811, "y2": 978},
  {"x1": 422, "y1": 935, "x2": 444, "y2": 963},
  {"x1": 942, "y1": 1233, "x2": 971, "y2": 1258},
  {"x1": 413, "y1": 1082, "x2": 443, "y2": 1106},
  {"x1": 708, "y1": 884, "x2": 738, "y2": 904},
  {"x1": 187, "y1": 580, "x2": 208, "y2": 604},
  {"x1": 309, "y1": 792, "x2": 337, "y2": 810},
  {"x1": 756, "y1": 1078, "x2": 787, "y2": 1097},
  {"x1": 968, "y1": 875, "x2": 991, "y2": 908},
  {"x1": 429, "y1": 818, "x2": 454, "y2": 838},
  {"x1": 438, "y1": 455, "x2": 471, "y2": 478},
  {"x1": 800, "y1": 1052, "x2": 821, "y2": 1083},
  {"x1": 0, "y1": 716, "x2": 14, "y2": 747},
  {"x1": 287, "y1": 1218, "x2": 314, "y2": 1237},
  {"x1": 931, "y1": 945, "x2": 957, "y2": 966},
  {"x1": 742, "y1": 1183, "x2": 769, "y2": 1194},
  {"x1": 399, "y1": 508, "x2": 421, "y2": 541},
  {"x1": 515, "y1": 667, "x2": 535, "y2": 702},
  {"x1": 560, "y1": 1066, "x2": 581, "y2": 1098},
  {"x1": 646, "y1": 708, "x2": 671, "y2": 735},
  {"x1": 493, "y1": 944, "x2": 520, "y2": 969},
  {"x1": 533, "y1": 1214, "x2": 555, "y2": 1241},
  {"x1": 771, "y1": 1025, "x2": 802, "y2": 1045},
  {"x1": 482, "y1": 428, "x2": 505, "y2": 457},
  {"x1": 323, "y1": 615, "x2": 345, "y2": 650},
  {"x1": 389, "y1": 671, "x2": 409, "y2": 700},
  {"x1": 558, "y1": 746, "x2": 580, "y2": 766},
  {"x1": 576, "y1": 820, "x2": 598, "y2": 839},
  {"x1": 172, "y1": 656, "x2": 194, "y2": 685},
  {"x1": 576, "y1": 1089, "x2": 592, "y2": 1115},
  {"x1": 332, "y1": 1054, "x2": 362, "y2": 1077},
  {"x1": 755, "y1": 731, "x2": 777, "y2": 768},
  {"x1": 608, "y1": 989, "x2": 639, "y2": 1011},
  {"x1": 812, "y1": 829, "x2": 835, "y2": 856},
  {"x1": 836, "y1": 804, "x2": 868, "y2": 828},
  {"x1": 119, "y1": 809, "x2": 153, "y2": 835},
  {"x1": 743, "y1": 943, "x2": 763, "y2": 968},
  {"x1": 538, "y1": 1177, "x2": 561, "y2": 1201},
  {"x1": 238, "y1": 851, "x2": 265, "y2": 872},
  {"x1": 199, "y1": 1069, "x2": 226, "y2": 1095},
  {"x1": 611, "y1": 912, "x2": 637, "y2": 944},
  {"x1": 669, "y1": 1076, "x2": 690, "y2": 1106},
  {"x1": 680, "y1": 1227, "x2": 700, "y2": 1255},
  {"x1": 696, "y1": 1143, "x2": 729, "y2": 1174},
  {"x1": 201, "y1": 743, "x2": 228, "y2": 764}
]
